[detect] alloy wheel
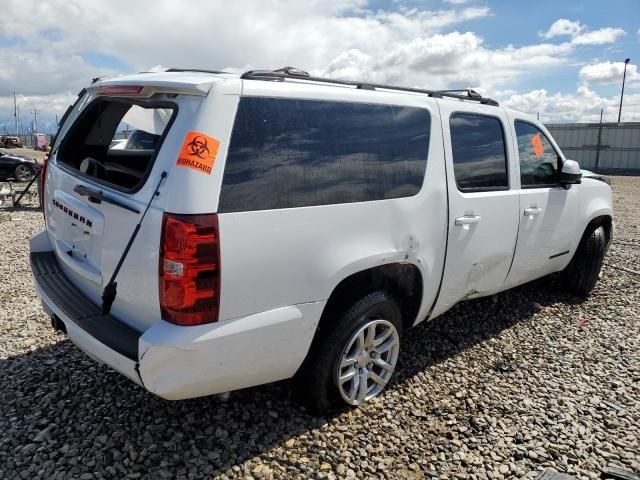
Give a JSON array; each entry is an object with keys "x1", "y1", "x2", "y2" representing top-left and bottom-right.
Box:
[
  {"x1": 15, "y1": 165, "x2": 33, "y2": 182},
  {"x1": 335, "y1": 319, "x2": 400, "y2": 405}
]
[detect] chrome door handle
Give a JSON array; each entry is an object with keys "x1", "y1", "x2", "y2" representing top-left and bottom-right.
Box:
[
  {"x1": 524, "y1": 207, "x2": 543, "y2": 216},
  {"x1": 455, "y1": 215, "x2": 482, "y2": 226}
]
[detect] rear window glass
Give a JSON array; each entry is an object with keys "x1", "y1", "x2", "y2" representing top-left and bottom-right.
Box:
[
  {"x1": 218, "y1": 97, "x2": 430, "y2": 212},
  {"x1": 58, "y1": 98, "x2": 174, "y2": 192},
  {"x1": 449, "y1": 113, "x2": 509, "y2": 191}
]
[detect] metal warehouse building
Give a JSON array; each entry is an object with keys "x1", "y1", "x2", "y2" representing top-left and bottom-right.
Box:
[{"x1": 546, "y1": 122, "x2": 640, "y2": 172}]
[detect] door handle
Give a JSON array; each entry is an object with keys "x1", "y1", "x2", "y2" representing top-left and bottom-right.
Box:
[
  {"x1": 455, "y1": 214, "x2": 482, "y2": 226},
  {"x1": 74, "y1": 184, "x2": 140, "y2": 213},
  {"x1": 524, "y1": 207, "x2": 543, "y2": 216}
]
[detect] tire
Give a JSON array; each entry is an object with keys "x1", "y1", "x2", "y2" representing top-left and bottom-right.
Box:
[
  {"x1": 13, "y1": 164, "x2": 34, "y2": 182},
  {"x1": 294, "y1": 291, "x2": 403, "y2": 414},
  {"x1": 562, "y1": 226, "x2": 607, "y2": 297}
]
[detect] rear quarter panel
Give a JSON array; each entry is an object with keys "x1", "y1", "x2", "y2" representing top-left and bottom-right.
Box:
[{"x1": 217, "y1": 83, "x2": 448, "y2": 324}]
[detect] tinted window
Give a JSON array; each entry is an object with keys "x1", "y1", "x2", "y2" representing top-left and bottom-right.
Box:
[
  {"x1": 218, "y1": 98, "x2": 430, "y2": 212},
  {"x1": 449, "y1": 113, "x2": 508, "y2": 191},
  {"x1": 515, "y1": 121, "x2": 560, "y2": 187}
]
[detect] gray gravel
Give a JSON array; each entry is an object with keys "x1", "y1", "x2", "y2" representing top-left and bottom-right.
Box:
[{"x1": 1, "y1": 177, "x2": 639, "y2": 480}]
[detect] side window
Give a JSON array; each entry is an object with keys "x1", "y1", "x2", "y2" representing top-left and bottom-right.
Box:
[
  {"x1": 515, "y1": 121, "x2": 560, "y2": 187},
  {"x1": 449, "y1": 113, "x2": 508, "y2": 191},
  {"x1": 219, "y1": 98, "x2": 430, "y2": 212}
]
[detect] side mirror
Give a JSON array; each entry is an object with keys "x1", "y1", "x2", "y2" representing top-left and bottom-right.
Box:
[{"x1": 559, "y1": 159, "x2": 581, "y2": 186}]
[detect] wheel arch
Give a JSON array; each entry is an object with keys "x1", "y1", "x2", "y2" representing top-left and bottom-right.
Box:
[
  {"x1": 581, "y1": 214, "x2": 613, "y2": 246},
  {"x1": 316, "y1": 262, "x2": 424, "y2": 339}
]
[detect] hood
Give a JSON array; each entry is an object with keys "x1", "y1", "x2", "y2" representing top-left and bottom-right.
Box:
[
  {"x1": 581, "y1": 169, "x2": 611, "y2": 185},
  {"x1": 1, "y1": 153, "x2": 37, "y2": 163}
]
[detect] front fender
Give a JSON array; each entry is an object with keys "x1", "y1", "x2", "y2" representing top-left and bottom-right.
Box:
[{"x1": 573, "y1": 178, "x2": 613, "y2": 250}]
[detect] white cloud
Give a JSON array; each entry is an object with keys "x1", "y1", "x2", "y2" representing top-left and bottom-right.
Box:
[
  {"x1": 321, "y1": 32, "x2": 572, "y2": 92},
  {"x1": 539, "y1": 19, "x2": 584, "y2": 39},
  {"x1": 579, "y1": 61, "x2": 639, "y2": 84},
  {"x1": 443, "y1": 0, "x2": 470, "y2": 4},
  {"x1": 540, "y1": 19, "x2": 625, "y2": 45},
  {"x1": 0, "y1": 92, "x2": 77, "y2": 134},
  {"x1": 504, "y1": 85, "x2": 640, "y2": 123},
  {"x1": 571, "y1": 27, "x2": 626, "y2": 45},
  {"x1": 0, "y1": 1, "x2": 636, "y2": 129}
]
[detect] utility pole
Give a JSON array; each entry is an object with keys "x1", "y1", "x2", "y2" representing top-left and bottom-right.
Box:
[
  {"x1": 31, "y1": 107, "x2": 41, "y2": 133},
  {"x1": 13, "y1": 91, "x2": 18, "y2": 136},
  {"x1": 595, "y1": 108, "x2": 604, "y2": 171},
  {"x1": 617, "y1": 58, "x2": 630, "y2": 123}
]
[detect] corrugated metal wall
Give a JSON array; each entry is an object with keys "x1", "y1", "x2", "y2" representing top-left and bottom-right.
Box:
[{"x1": 545, "y1": 122, "x2": 640, "y2": 171}]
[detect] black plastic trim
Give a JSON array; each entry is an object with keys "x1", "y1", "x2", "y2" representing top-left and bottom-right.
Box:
[
  {"x1": 165, "y1": 68, "x2": 229, "y2": 74},
  {"x1": 549, "y1": 250, "x2": 570, "y2": 259},
  {"x1": 31, "y1": 251, "x2": 141, "y2": 361},
  {"x1": 73, "y1": 184, "x2": 141, "y2": 213},
  {"x1": 521, "y1": 183, "x2": 563, "y2": 189},
  {"x1": 240, "y1": 67, "x2": 500, "y2": 106}
]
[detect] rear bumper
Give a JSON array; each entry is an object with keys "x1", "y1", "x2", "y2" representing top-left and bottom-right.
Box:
[{"x1": 30, "y1": 230, "x2": 325, "y2": 400}]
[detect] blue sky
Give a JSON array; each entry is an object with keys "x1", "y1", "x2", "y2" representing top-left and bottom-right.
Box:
[{"x1": 0, "y1": 0, "x2": 638, "y2": 133}]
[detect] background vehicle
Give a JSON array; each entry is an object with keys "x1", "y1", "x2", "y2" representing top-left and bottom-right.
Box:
[
  {"x1": 30, "y1": 68, "x2": 613, "y2": 414},
  {"x1": 1, "y1": 136, "x2": 24, "y2": 148},
  {"x1": 0, "y1": 151, "x2": 38, "y2": 181},
  {"x1": 33, "y1": 133, "x2": 52, "y2": 152}
]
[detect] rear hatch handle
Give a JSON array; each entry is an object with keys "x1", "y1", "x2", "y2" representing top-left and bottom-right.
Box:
[{"x1": 73, "y1": 184, "x2": 140, "y2": 214}]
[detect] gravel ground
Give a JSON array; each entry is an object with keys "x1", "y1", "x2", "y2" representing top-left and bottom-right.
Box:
[{"x1": 1, "y1": 177, "x2": 639, "y2": 480}]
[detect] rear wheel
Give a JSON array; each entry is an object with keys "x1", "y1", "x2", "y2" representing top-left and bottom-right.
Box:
[
  {"x1": 13, "y1": 164, "x2": 34, "y2": 182},
  {"x1": 562, "y1": 226, "x2": 607, "y2": 297},
  {"x1": 294, "y1": 291, "x2": 402, "y2": 414}
]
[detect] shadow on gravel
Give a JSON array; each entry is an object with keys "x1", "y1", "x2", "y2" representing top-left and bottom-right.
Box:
[
  {"x1": 0, "y1": 205, "x2": 41, "y2": 213},
  {"x1": 393, "y1": 275, "x2": 583, "y2": 385},
  {"x1": 0, "y1": 277, "x2": 582, "y2": 478}
]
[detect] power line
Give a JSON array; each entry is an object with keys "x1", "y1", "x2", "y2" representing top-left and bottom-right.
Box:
[{"x1": 31, "y1": 107, "x2": 41, "y2": 133}]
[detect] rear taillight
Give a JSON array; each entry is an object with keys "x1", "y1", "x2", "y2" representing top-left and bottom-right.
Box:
[
  {"x1": 40, "y1": 155, "x2": 48, "y2": 219},
  {"x1": 159, "y1": 213, "x2": 220, "y2": 326}
]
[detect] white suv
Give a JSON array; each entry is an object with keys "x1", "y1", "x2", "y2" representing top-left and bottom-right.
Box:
[{"x1": 30, "y1": 67, "x2": 613, "y2": 413}]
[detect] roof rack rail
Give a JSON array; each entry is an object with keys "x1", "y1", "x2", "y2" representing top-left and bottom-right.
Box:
[
  {"x1": 240, "y1": 66, "x2": 499, "y2": 106},
  {"x1": 164, "y1": 68, "x2": 230, "y2": 74}
]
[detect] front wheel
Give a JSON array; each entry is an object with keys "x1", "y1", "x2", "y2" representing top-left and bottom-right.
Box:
[
  {"x1": 294, "y1": 291, "x2": 402, "y2": 414},
  {"x1": 13, "y1": 164, "x2": 34, "y2": 182},
  {"x1": 561, "y1": 226, "x2": 607, "y2": 297}
]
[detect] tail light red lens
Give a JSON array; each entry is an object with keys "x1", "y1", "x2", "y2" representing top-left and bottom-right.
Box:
[{"x1": 159, "y1": 213, "x2": 220, "y2": 326}]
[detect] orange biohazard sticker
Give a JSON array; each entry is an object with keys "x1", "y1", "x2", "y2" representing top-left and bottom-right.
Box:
[
  {"x1": 531, "y1": 133, "x2": 544, "y2": 158},
  {"x1": 176, "y1": 131, "x2": 220, "y2": 175}
]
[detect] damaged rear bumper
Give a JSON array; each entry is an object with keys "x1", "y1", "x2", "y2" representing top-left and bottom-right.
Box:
[{"x1": 30, "y1": 230, "x2": 325, "y2": 400}]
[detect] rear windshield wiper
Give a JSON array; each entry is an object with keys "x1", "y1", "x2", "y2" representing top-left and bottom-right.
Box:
[{"x1": 73, "y1": 184, "x2": 140, "y2": 214}]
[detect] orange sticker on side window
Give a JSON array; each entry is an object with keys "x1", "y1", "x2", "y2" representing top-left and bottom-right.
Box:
[
  {"x1": 176, "y1": 131, "x2": 220, "y2": 175},
  {"x1": 531, "y1": 133, "x2": 544, "y2": 158}
]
